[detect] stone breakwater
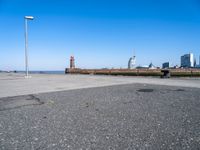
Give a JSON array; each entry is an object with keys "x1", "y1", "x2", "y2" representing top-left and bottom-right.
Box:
[{"x1": 65, "y1": 68, "x2": 200, "y2": 77}]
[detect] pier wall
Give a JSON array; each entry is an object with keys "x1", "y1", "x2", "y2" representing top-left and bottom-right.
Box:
[{"x1": 65, "y1": 68, "x2": 200, "y2": 77}]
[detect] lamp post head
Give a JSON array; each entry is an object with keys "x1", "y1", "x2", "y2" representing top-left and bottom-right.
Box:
[{"x1": 25, "y1": 16, "x2": 34, "y2": 20}]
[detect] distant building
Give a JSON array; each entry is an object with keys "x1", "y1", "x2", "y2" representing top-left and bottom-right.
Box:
[
  {"x1": 136, "y1": 65, "x2": 149, "y2": 69},
  {"x1": 196, "y1": 56, "x2": 200, "y2": 68},
  {"x1": 162, "y1": 62, "x2": 169, "y2": 69},
  {"x1": 195, "y1": 65, "x2": 200, "y2": 68},
  {"x1": 181, "y1": 53, "x2": 194, "y2": 68},
  {"x1": 128, "y1": 55, "x2": 136, "y2": 69},
  {"x1": 136, "y1": 63, "x2": 156, "y2": 69},
  {"x1": 70, "y1": 56, "x2": 75, "y2": 69},
  {"x1": 173, "y1": 65, "x2": 179, "y2": 69},
  {"x1": 199, "y1": 56, "x2": 200, "y2": 67},
  {"x1": 148, "y1": 62, "x2": 156, "y2": 69}
]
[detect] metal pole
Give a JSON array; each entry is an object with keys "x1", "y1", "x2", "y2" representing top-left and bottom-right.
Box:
[{"x1": 25, "y1": 18, "x2": 29, "y2": 77}]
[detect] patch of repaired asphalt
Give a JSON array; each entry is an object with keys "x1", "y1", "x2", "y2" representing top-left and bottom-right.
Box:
[
  {"x1": 137, "y1": 89, "x2": 154, "y2": 92},
  {"x1": 175, "y1": 89, "x2": 185, "y2": 92},
  {"x1": 0, "y1": 95, "x2": 44, "y2": 111}
]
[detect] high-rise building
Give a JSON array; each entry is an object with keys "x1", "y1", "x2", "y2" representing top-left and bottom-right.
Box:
[
  {"x1": 196, "y1": 56, "x2": 200, "y2": 68},
  {"x1": 181, "y1": 53, "x2": 194, "y2": 68},
  {"x1": 128, "y1": 55, "x2": 136, "y2": 69}
]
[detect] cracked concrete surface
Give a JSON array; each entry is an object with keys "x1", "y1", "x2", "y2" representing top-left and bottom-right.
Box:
[
  {"x1": 1, "y1": 73, "x2": 200, "y2": 149},
  {"x1": 1, "y1": 73, "x2": 200, "y2": 98}
]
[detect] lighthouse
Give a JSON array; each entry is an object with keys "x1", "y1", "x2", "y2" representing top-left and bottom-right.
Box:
[{"x1": 70, "y1": 56, "x2": 75, "y2": 69}]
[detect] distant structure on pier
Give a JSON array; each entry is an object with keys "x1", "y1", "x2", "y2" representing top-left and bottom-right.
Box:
[
  {"x1": 70, "y1": 56, "x2": 75, "y2": 69},
  {"x1": 128, "y1": 53, "x2": 136, "y2": 69}
]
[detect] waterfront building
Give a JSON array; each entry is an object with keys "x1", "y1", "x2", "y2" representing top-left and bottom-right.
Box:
[
  {"x1": 196, "y1": 56, "x2": 200, "y2": 68},
  {"x1": 174, "y1": 65, "x2": 179, "y2": 69},
  {"x1": 128, "y1": 55, "x2": 136, "y2": 69},
  {"x1": 162, "y1": 62, "x2": 169, "y2": 69},
  {"x1": 148, "y1": 62, "x2": 156, "y2": 69},
  {"x1": 136, "y1": 65, "x2": 149, "y2": 69},
  {"x1": 194, "y1": 57, "x2": 196, "y2": 67},
  {"x1": 181, "y1": 53, "x2": 194, "y2": 68}
]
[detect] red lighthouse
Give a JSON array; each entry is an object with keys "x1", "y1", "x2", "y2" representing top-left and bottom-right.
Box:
[{"x1": 70, "y1": 56, "x2": 75, "y2": 69}]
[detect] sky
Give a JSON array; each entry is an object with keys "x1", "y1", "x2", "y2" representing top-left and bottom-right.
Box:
[{"x1": 0, "y1": 0, "x2": 200, "y2": 70}]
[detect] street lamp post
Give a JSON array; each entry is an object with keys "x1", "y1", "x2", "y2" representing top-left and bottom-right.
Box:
[{"x1": 24, "y1": 16, "x2": 34, "y2": 78}]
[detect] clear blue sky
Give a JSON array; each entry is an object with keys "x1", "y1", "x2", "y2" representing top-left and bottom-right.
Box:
[{"x1": 1, "y1": 0, "x2": 200, "y2": 70}]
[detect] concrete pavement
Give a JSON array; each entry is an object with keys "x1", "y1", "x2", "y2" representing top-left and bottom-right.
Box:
[
  {"x1": 1, "y1": 73, "x2": 200, "y2": 98},
  {"x1": 1, "y1": 73, "x2": 200, "y2": 149}
]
